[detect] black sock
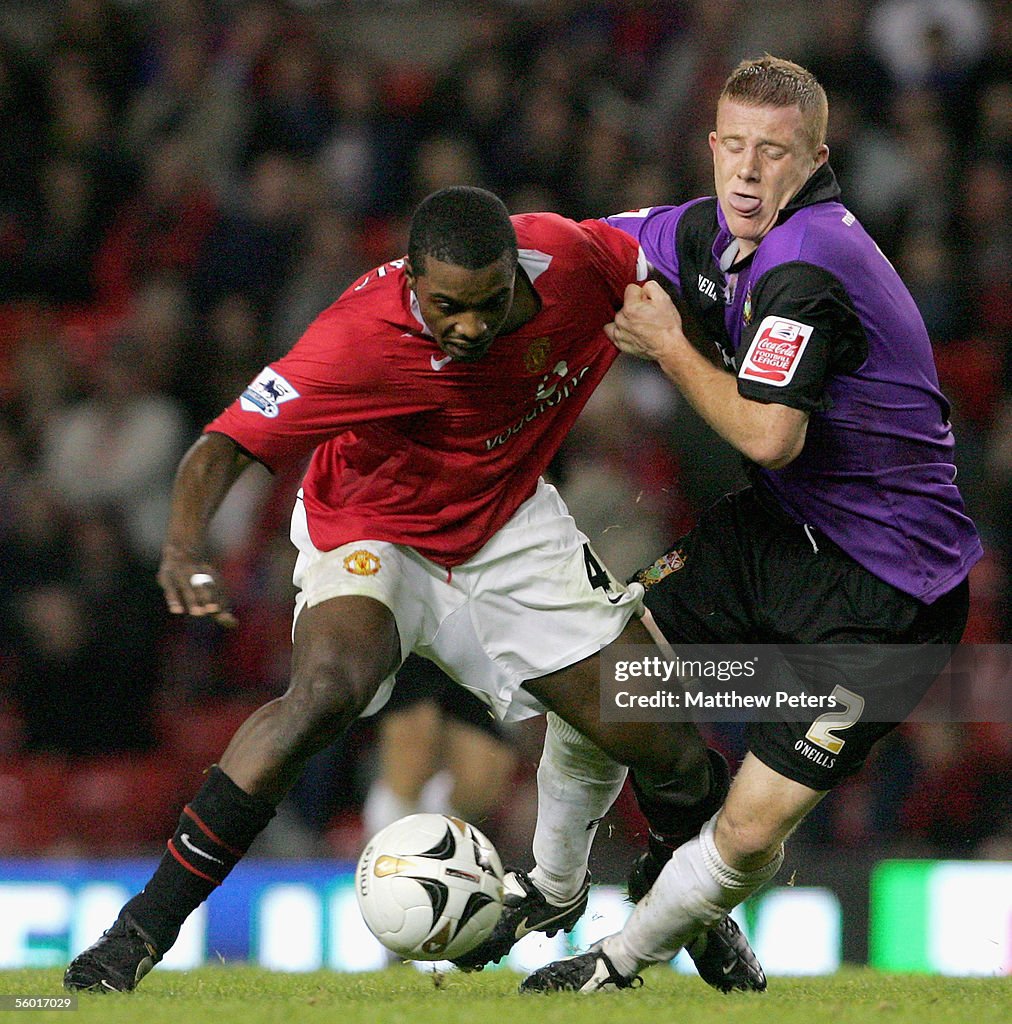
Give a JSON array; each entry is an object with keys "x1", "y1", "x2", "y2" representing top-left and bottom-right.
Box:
[
  {"x1": 632, "y1": 748, "x2": 730, "y2": 855},
  {"x1": 122, "y1": 766, "x2": 276, "y2": 953}
]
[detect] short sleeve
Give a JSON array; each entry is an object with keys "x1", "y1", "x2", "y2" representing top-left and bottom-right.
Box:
[
  {"x1": 736, "y1": 262, "x2": 867, "y2": 412},
  {"x1": 603, "y1": 201, "x2": 709, "y2": 296},
  {"x1": 206, "y1": 305, "x2": 431, "y2": 470}
]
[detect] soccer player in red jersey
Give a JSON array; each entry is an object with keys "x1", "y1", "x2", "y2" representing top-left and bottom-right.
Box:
[{"x1": 64, "y1": 187, "x2": 756, "y2": 993}]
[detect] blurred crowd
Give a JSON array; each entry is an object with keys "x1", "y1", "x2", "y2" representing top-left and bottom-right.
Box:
[{"x1": 0, "y1": 0, "x2": 1009, "y2": 863}]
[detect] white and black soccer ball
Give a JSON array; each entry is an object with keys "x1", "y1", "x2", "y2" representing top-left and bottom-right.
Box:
[{"x1": 355, "y1": 813, "x2": 505, "y2": 961}]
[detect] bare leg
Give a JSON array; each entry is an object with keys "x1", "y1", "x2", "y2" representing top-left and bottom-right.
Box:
[
  {"x1": 381, "y1": 701, "x2": 443, "y2": 804},
  {"x1": 220, "y1": 595, "x2": 401, "y2": 803},
  {"x1": 362, "y1": 701, "x2": 443, "y2": 835},
  {"x1": 443, "y1": 718, "x2": 518, "y2": 823},
  {"x1": 73, "y1": 595, "x2": 401, "y2": 969},
  {"x1": 715, "y1": 752, "x2": 826, "y2": 870},
  {"x1": 521, "y1": 616, "x2": 709, "y2": 783}
]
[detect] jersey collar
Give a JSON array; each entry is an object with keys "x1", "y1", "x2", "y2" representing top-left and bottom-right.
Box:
[
  {"x1": 776, "y1": 163, "x2": 841, "y2": 223},
  {"x1": 713, "y1": 163, "x2": 842, "y2": 271}
]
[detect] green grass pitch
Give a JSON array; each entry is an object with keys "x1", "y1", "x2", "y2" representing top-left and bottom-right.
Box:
[{"x1": 1, "y1": 966, "x2": 1009, "y2": 1024}]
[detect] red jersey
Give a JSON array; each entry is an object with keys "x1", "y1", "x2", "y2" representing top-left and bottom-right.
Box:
[{"x1": 206, "y1": 213, "x2": 646, "y2": 566}]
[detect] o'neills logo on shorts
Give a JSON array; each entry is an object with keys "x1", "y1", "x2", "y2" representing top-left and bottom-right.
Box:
[
  {"x1": 343, "y1": 550, "x2": 381, "y2": 575},
  {"x1": 738, "y1": 316, "x2": 813, "y2": 386}
]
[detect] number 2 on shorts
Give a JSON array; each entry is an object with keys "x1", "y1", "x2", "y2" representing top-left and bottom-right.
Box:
[{"x1": 805, "y1": 684, "x2": 865, "y2": 754}]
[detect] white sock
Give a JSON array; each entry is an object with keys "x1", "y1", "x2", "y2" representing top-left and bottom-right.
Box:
[
  {"x1": 603, "y1": 813, "x2": 783, "y2": 976},
  {"x1": 362, "y1": 781, "x2": 418, "y2": 837},
  {"x1": 418, "y1": 770, "x2": 455, "y2": 815},
  {"x1": 529, "y1": 713, "x2": 627, "y2": 904}
]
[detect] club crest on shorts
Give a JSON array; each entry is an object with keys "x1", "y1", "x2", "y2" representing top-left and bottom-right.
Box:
[
  {"x1": 343, "y1": 549, "x2": 382, "y2": 576},
  {"x1": 638, "y1": 549, "x2": 685, "y2": 587}
]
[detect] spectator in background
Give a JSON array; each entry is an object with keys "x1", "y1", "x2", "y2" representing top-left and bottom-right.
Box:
[
  {"x1": 40, "y1": 333, "x2": 188, "y2": 564},
  {"x1": 409, "y1": 135, "x2": 485, "y2": 208},
  {"x1": 497, "y1": 60, "x2": 581, "y2": 215},
  {"x1": 316, "y1": 56, "x2": 416, "y2": 219},
  {"x1": 41, "y1": 46, "x2": 137, "y2": 231},
  {"x1": 194, "y1": 150, "x2": 307, "y2": 321},
  {"x1": 0, "y1": 480, "x2": 74, "y2": 605},
  {"x1": 6, "y1": 509, "x2": 162, "y2": 757},
  {"x1": 572, "y1": 106, "x2": 638, "y2": 219},
  {"x1": 92, "y1": 134, "x2": 217, "y2": 311},
  {"x1": 867, "y1": 0, "x2": 990, "y2": 92},
  {"x1": 12, "y1": 583, "x2": 128, "y2": 754},
  {"x1": 895, "y1": 233, "x2": 962, "y2": 345},
  {"x1": 122, "y1": 275, "x2": 196, "y2": 394},
  {"x1": 179, "y1": 292, "x2": 271, "y2": 425},
  {"x1": 52, "y1": 0, "x2": 141, "y2": 115},
  {"x1": 122, "y1": 28, "x2": 247, "y2": 200},
  {"x1": 19, "y1": 157, "x2": 103, "y2": 306},
  {"x1": 271, "y1": 208, "x2": 362, "y2": 357},
  {"x1": 0, "y1": 39, "x2": 44, "y2": 299},
  {"x1": 6, "y1": 323, "x2": 86, "y2": 445},
  {"x1": 801, "y1": 0, "x2": 895, "y2": 126},
  {"x1": 245, "y1": 28, "x2": 330, "y2": 165},
  {"x1": 420, "y1": 54, "x2": 513, "y2": 192}
]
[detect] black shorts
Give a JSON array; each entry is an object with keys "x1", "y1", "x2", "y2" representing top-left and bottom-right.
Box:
[
  {"x1": 384, "y1": 653, "x2": 507, "y2": 742},
  {"x1": 633, "y1": 486, "x2": 970, "y2": 790}
]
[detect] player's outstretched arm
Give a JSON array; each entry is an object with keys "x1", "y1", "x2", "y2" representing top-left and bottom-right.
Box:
[{"x1": 157, "y1": 431, "x2": 253, "y2": 626}]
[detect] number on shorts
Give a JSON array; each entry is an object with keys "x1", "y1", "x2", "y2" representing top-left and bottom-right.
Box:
[
  {"x1": 583, "y1": 544, "x2": 622, "y2": 603},
  {"x1": 805, "y1": 684, "x2": 865, "y2": 755}
]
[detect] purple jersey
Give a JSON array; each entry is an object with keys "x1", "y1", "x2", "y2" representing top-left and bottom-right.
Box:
[{"x1": 606, "y1": 166, "x2": 982, "y2": 602}]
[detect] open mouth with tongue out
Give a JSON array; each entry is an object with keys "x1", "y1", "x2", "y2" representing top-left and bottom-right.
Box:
[{"x1": 729, "y1": 193, "x2": 762, "y2": 216}]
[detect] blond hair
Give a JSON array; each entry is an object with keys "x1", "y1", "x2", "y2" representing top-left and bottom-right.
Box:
[{"x1": 720, "y1": 55, "x2": 828, "y2": 152}]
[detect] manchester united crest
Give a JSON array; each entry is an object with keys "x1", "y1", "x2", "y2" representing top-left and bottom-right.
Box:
[
  {"x1": 343, "y1": 549, "x2": 382, "y2": 576},
  {"x1": 523, "y1": 337, "x2": 552, "y2": 374}
]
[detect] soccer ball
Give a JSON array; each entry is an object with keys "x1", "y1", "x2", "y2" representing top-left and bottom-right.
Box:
[{"x1": 356, "y1": 813, "x2": 505, "y2": 961}]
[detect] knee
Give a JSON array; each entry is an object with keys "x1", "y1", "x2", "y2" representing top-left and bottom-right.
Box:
[
  {"x1": 714, "y1": 804, "x2": 784, "y2": 868},
  {"x1": 284, "y1": 652, "x2": 383, "y2": 737}
]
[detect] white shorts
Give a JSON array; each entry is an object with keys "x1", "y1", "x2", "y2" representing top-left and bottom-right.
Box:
[{"x1": 290, "y1": 479, "x2": 643, "y2": 722}]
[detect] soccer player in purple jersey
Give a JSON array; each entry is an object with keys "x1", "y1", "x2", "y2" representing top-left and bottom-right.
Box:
[{"x1": 521, "y1": 55, "x2": 982, "y2": 993}]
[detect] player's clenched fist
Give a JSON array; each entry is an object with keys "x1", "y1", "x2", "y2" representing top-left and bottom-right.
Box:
[{"x1": 605, "y1": 280, "x2": 685, "y2": 362}]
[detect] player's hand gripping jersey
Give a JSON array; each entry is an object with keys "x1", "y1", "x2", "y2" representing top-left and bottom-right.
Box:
[
  {"x1": 607, "y1": 166, "x2": 982, "y2": 602},
  {"x1": 207, "y1": 213, "x2": 647, "y2": 567}
]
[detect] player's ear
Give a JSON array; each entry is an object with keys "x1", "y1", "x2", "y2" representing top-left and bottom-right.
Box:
[{"x1": 405, "y1": 259, "x2": 417, "y2": 291}]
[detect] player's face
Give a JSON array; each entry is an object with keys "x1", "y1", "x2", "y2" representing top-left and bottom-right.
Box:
[
  {"x1": 709, "y1": 99, "x2": 828, "y2": 257},
  {"x1": 409, "y1": 255, "x2": 516, "y2": 362}
]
